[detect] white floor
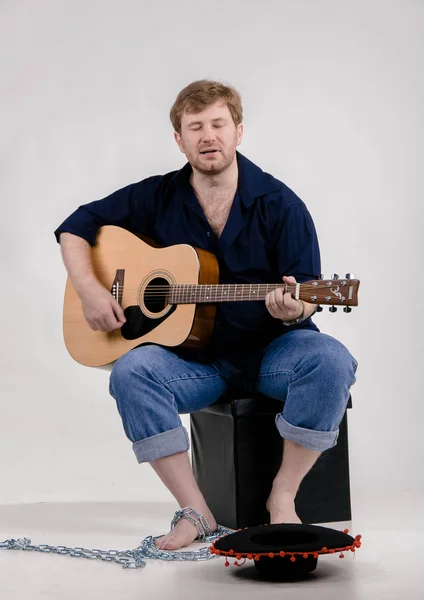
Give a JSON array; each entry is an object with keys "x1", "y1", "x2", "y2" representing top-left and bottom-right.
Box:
[{"x1": 1, "y1": 490, "x2": 423, "y2": 600}]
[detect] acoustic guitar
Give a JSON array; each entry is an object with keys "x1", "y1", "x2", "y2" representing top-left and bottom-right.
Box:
[{"x1": 63, "y1": 226, "x2": 360, "y2": 367}]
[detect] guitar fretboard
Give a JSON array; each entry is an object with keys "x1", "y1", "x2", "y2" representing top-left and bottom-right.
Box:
[{"x1": 167, "y1": 283, "x2": 294, "y2": 304}]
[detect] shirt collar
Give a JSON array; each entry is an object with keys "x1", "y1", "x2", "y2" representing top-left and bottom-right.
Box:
[{"x1": 171, "y1": 151, "x2": 281, "y2": 207}]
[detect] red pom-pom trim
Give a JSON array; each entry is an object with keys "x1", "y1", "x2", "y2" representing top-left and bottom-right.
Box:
[{"x1": 210, "y1": 528, "x2": 363, "y2": 569}]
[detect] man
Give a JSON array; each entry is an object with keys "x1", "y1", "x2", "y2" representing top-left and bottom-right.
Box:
[{"x1": 55, "y1": 80, "x2": 357, "y2": 551}]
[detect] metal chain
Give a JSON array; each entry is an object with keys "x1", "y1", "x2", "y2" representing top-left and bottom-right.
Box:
[{"x1": 0, "y1": 525, "x2": 232, "y2": 569}]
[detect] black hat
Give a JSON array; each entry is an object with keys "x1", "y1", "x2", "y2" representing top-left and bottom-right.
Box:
[{"x1": 210, "y1": 523, "x2": 362, "y2": 580}]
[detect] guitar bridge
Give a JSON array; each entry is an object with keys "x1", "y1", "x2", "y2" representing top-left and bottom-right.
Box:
[{"x1": 111, "y1": 269, "x2": 125, "y2": 305}]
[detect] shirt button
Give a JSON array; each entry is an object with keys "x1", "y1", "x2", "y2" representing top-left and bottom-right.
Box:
[{"x1": 207, "y1": 231, "x2": 211, "y2": 236}]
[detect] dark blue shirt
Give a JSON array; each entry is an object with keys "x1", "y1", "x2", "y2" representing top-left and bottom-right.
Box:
[{"x1": 55, "y1": 152, "x2": 321, "y2": 381}]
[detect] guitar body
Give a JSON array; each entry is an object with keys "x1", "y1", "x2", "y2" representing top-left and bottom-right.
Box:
[{"x1": 63, "y1": 226, "x2": 218, "y2": 367}]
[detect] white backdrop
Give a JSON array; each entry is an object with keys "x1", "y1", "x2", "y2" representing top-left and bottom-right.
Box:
[{"x1": 1, "y1": 0, "x2": 423, "y2": 506}]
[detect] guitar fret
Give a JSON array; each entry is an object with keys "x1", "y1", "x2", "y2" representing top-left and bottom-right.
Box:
[
  {"x1": 171, "y1": 281, "x2": 345, "y2": 305},
  {"x1": 173, "y1": 282, "x2": 298, "y2": 303}
]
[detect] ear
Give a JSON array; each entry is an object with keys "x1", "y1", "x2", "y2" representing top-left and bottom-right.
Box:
[
  {"x1": 236, "y1": 123, "x2": 244, "y2": 146},
  {"x1": 174, "y1": 131, "x2": 185, "y2": 154}
]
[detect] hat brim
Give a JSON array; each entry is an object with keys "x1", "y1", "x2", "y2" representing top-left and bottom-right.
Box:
[{"x1": 211, "y1": 523, "x2": 361, "y2": 580}]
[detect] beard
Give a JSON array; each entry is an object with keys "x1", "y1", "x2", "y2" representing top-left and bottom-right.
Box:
[{"x1": 184, "y1": 136, "x2": 238, "y2": 176}]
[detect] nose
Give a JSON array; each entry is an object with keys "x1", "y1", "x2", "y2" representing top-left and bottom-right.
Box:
[{"x1": 201, "y1": 125, "x2": 217, "y2": 142}]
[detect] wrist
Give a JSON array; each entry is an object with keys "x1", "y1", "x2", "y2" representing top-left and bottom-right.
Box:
[
  {"x1": 76, "y1": 276, "x2": 101, "y2": 298},
  {"x1": 282, "y1": 300, "x2": 305, "y2": 326}
]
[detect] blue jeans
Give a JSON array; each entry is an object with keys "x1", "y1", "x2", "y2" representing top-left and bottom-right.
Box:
[{"x1": 109, "y1": 330, "x2": 358, "y2": 463}]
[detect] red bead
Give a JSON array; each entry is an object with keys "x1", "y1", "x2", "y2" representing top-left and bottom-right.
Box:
[{"x1": 290, "y1": 556, "x2": 296, "y2": 563}]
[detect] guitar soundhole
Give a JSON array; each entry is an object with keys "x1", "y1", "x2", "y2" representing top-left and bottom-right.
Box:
[{"x1": 144, "y1": 277, "x2": 170, "y2": 313}]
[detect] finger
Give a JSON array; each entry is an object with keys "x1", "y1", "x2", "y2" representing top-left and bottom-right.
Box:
[
  {"x1": 267, "y1": 291, "x2": 281, "y2": 314},
  {"x1": 283, "y1": 292, "x2": 300, "y2": 311},
  {"x1": 265, "y1": 293, "x2": 277, "y2": 318},
  {"x1": 95, "y1": 318, "x2": 110, "y2": 332},
  {"x1": 274, "y1": 287, "x2": 286, "y2": 309},
  {"x1": 282, "y1": 275, "x2": 297, "y2": 285},
  {"x1": 113, "y1": 302, "x2": 126, "y2": 324},
  {"x1": 104, "y1": 312, "x2": 121, "y2": 332}
]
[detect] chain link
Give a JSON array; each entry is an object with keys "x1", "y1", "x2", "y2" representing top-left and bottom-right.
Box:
[{"x1": 0, "y1": 525, "x2": 231, "y2": 569}]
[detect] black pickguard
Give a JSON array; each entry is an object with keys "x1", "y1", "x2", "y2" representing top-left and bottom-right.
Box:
[{"x1": 120, "y1": 305, "x2": 177, "y2": 340}]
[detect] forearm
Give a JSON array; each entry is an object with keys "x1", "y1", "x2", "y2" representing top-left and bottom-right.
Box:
[{"x1": 59, "y1": 232, "x2": 99, "y2": 297}]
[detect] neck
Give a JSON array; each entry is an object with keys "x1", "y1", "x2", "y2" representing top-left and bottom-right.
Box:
[{"x1": 190, "y1": 155, "x2": 238, "y2": 197}]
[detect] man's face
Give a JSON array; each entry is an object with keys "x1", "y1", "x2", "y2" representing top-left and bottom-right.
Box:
[{"x1": 174, "y1": 101, "x2": 243, "y2": 175}]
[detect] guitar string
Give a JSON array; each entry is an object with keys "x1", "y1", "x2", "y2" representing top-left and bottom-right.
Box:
[
  {"x1": 111, "y1": 285, "x2": 350, "y2": 292},
  {"x1": 119, "y1": 288, "x2": 352, "y2": 296}
]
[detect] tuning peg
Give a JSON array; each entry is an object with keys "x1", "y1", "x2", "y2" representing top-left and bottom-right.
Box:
[
  {"x1": 345, "y1": 273, "x2": 355, "y2": 279},
  {"x1": 331, "y1": 273, "x2": 339, "y2": 280},
  {"x1": 316, "y1": 305, "x2": 323, "y2": 312},
  {"x1": 343, "y1": 306, "x2": 352, "y2": 313},
  {"x1": 329, "y1": 306, "x2": 337, "y2": 312}
]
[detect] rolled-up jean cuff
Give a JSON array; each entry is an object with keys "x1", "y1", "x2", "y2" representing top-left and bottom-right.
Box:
[
  {"x1": 132, "y1": 426, "x2": 190, "y2": 463},
  {"x1": 275, "y1": 414, "x2": 339, "y2": 452}
]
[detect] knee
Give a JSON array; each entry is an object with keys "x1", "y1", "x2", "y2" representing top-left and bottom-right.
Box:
[
  {"x1": 309, "y1": 335, "x2": 358, "y2": 387},
  {"x1": 109, "y1": 345, "x2": 164, "y2": 397}
]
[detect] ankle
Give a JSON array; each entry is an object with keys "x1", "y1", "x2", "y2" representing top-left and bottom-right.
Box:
[
  {"x1": 271, "y1": 477, "x2": 299, "y2": 498},
  {"x1": 172, "y1": 506, "x2": 217, "y2": 539}
]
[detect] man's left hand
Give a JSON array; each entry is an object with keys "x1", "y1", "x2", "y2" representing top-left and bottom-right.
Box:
[{"x1": 265, "y1": 275, "x2": 303, "y2": 322}]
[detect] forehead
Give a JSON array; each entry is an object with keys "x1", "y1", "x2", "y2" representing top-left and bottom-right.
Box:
[{"x1": 181, "y1": 101, "x2": 232, "y2": 126}]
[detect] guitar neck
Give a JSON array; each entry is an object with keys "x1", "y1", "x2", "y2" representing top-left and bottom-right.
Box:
[
  {"x1": 167, "y1": 280, "x2": 359, "y2": 307},
  {"x1": 169, "y1": 283, "x2": 281, "y2": 304}
]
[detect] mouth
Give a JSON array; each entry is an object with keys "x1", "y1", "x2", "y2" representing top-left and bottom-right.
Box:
[{"x1": 200, "y1": 149, "x2": 219, "y2": 156}]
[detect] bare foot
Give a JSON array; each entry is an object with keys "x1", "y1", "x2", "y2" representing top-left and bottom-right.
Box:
[
  {"x1": 266, "y1": 490, "x2": 302, "y2": 525},
  {"x1": 155, "y1": 514, "x2": 217, "y2": 551}
]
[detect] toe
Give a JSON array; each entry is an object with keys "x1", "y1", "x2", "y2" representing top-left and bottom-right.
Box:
[
  {"x1": 163, "y1": 538, "x2": 178, "y2": 551},
  {"x1": 155, "y1": 537, "x2": 165, "y2": 549}
]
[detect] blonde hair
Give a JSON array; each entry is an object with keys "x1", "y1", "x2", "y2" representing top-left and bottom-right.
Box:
[{"x1": 170, "y1": 79, "x2": 243, "y2": 134}]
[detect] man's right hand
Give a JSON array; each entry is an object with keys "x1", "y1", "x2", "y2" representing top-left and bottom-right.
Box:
[{"x1": 79, "y1": 280, "x2": 127, "y2": 332}]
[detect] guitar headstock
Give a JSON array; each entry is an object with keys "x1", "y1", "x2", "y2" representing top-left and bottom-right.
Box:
[{"x1": 299, "y1": 273, "x2": 360, "y2": 313}]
